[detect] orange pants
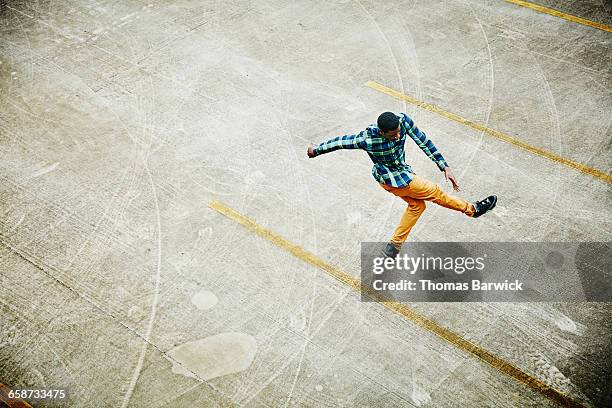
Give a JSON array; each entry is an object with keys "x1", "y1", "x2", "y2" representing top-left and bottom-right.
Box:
[{"x1": 381, "y1": 175, "x2": 475, "y2": 248}]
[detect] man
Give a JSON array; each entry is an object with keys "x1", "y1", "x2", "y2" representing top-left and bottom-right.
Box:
[{"x1": 307, "y1": 111, "x2": 497, "y2": 258}]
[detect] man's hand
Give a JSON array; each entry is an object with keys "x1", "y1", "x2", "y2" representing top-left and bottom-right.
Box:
[
  {"x1": 444, "y1": 167, "x2": 460, "y2": 191},
  {"x1": 307, "y1": 145, "x2": 315, "y2": 158}
]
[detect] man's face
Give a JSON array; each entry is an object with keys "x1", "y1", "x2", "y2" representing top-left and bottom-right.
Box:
[{"x1": 382, "y1": 125, "x2": 401, "y2": 141}]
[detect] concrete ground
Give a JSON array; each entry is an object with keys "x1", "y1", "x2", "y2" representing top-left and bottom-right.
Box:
[{"x1": 0, "y1": 0, "x2": 610, "y2": 407}]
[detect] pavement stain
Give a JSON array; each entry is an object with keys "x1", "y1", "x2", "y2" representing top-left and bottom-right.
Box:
[
  {"x1": 165, "y1": 289, "x2": 256, "y2": 381},
  {"x1": 166, "y1": 332, "x2": 257, "y2": 381}
]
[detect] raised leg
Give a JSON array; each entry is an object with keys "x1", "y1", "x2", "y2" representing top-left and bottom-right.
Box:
[{"x1": 384, "y1": 175, "x2": 475, "y2": 216}]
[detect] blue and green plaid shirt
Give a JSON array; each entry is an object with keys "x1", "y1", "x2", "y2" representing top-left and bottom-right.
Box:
[{"x1": 313, "y1": 113, "x2": 449, "y2": 187}]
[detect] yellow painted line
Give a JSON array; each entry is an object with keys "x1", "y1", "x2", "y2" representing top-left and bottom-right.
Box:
[
  {"x1": 209, "y1": 200, "x2": 587, "y2": 408},
  {"x1": 506, "y1": 0, "x2": 612, "y2": 33},
  {"x1": 366, "y1": 80, "x2": 612, "y2": 184}
]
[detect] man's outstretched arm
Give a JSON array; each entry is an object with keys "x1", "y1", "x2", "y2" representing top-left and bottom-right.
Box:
[
  {"x1": 401, "y1": 113, "x2": 461, "y2": 191},
  {"x1": 401, "y1": 113, "x2": 448, "y2": 170},
  {"x1": 307, "y1": 131, "x2": 367, "y2": 158}
]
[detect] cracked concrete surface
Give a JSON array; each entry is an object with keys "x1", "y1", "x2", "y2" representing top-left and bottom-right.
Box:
[{"x1": 0, "y1": 0, "x2": 610, "y2": 407}]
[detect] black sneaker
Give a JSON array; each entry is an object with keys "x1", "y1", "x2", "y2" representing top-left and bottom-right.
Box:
[
  {"x1": 381, "y1": 242, "x2": 400, "y2": 258},
  {"x1": 473, "y1": 195, "x2": 497, "y2": 218}
]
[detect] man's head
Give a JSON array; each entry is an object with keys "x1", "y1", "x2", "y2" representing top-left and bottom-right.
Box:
[{"x1": 377, "y1": 112, "x2": 401, "y2": 141}]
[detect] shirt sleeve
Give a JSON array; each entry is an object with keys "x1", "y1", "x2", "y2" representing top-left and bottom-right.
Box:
[
  {"x1": 401, "y1": 113, "x2": 449, "y2": 171},
  {"x1": 312, "y1": 130, "x2": 367, "y2": 157}
]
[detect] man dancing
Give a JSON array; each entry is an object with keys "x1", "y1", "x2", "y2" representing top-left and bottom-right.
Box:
[{"x1": 307, "y1": 111, "x2": 497, "y2": 258}]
